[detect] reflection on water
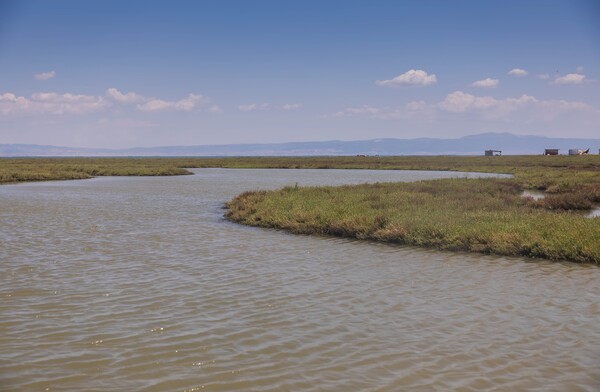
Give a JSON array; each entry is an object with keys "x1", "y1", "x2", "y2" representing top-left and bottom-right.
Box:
[
  {"x1": 588, "y1": 208, "x2": 600, "y2": 218},
  {"x1": 0, "y1": 169, "x2": 598, "y2": 391}
]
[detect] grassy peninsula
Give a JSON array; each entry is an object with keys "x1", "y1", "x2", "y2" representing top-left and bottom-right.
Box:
[
  {"x1": 220, "y1": 156, "x2": 600, "y2": 264},
  {"x1": 0, "y1": 157, "x2": 192, "y2": 184},
  {"x1": 226, "y1": 178, "x2": 600, "y2": 264},
  {"x1": 2, "y1": 156, "x2": 599, "y2": 263}
]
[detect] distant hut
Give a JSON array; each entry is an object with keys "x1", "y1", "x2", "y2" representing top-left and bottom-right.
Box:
[
  {"x1": 484, "y1": 150, "x2": 502, "y2": 156},
  {"x1": 569, "y1": 148, "x2": 590, "y2": 155},
  {"x1": 544, "y1": 149, "x2": 559, "y2": 156}
]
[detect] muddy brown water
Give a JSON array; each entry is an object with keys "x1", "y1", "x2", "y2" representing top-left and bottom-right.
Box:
[{"x1": 1, "y1": 169, "x2": 598, "y2": 391}]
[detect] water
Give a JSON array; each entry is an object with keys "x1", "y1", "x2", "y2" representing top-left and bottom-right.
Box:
[
  {"x1": 520, "y1": 189, "x2": 600, "y2": 219},
  {"x1": 1, "y1": 169, "x2": 598, "y2": 391},
  {"x1": 521, "y1": 190, "x2": 545, "y2": 200}
]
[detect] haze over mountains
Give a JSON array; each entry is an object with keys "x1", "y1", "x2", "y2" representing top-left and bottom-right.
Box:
[{"x1": 1, "y1": 133, "x2": 599, "y2": 157}]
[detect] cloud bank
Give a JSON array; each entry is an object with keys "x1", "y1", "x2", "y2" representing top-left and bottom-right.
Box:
[
  {"x1": 106, "y1": 88, "x2": 146, "y2": 104},
  {"x1": 0, "y1": 88, "x2": 208, "y2": 116},
  {"x1": 137, "y1": 94, "x2": 203, "y2": 112},
  {"x1": 471, "y1": 78, "x2": 499, "y2": 88},
  {"x1": 508, "y1": 68, "x2": 528, "y2": 77},
  {"x1": 554, "y1": 73, "x2": 587, "y2": 85},
  {"x1": 238, "y1": 103, "x2": 269, "y2": 111},
  {"x1": 0, "y1": 92, "x2": 109, "y2": 115},
  {"x1": 332, "y1": 91, "x2": 595, "y2": 124},
  {"x1": 376, "y1": 69, "x2": 437, "y2": 87}
]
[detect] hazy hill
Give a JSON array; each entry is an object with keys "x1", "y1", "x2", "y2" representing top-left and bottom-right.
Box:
[{"x1": 1, "y1": 133, "x2": 599, "y2": 157}]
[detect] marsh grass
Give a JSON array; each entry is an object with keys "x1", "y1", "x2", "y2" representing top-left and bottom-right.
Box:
[
  {"x1": 0, "y1": 158, "x2": 191, "y2": 184},
  {"x1": 2, "y1": 155, "x2": 600, "y2": 186},
  {"x1": 226, "y1": 178, "x2": 600, "y2": 264}
]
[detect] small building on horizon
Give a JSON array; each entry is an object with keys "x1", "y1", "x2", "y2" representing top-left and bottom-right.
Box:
[
  {"x1": 484, "y1": 150, "x2": 502, "y2": 156},
  {"x1": 569, "y1": 148, "x2": 590, "y2": 155},
  {"x1": 544, "y1": 149, "x2": 559, "y2": 156}
]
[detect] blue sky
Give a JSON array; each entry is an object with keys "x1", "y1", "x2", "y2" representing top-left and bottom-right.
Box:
[{"x1": 0, "y1": 0, "x2": 598, "y2": 148}]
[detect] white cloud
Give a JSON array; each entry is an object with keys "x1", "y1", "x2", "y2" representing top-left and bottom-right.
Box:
[
  {"x1": 439, "y1": 91, "x2": 498, "y2": 113},
  {"x1": 138, "y1": 99, "x2": 171, "y2": 112},
  {"x1": 238, "y1": 103, "x2": 257, "y2": 111},
  {"x1": 534, "y1": 99, "x2": 593, "y2": 121},
  {"x1": 174, "y1": 94, "x2": 203, "y2": 111},
  {"x1": 332, "y1": 105, "x2": 391, "y2": 118},
  {"x1": 106, "y1": 88, "x2": 146, "y2": 103},
  {"x1": 508, "y1": 68, "x2": 528, "y2": 77},
  {"x1": 208, "y1": 105, "x2": 223, "y2": 113},
  {"x1": 238, "y1": 103, "x2": 269, "y2": 112},
  {"x1": 34, "y1": 71, "x2": 56, "y2": 80},
  {"x1": 403, "y1": 100, "x2": 436, "y2": 118},
  {"x1": 282, "y1": 103, "x2": 302, "y2": 110},
  {"x1": 0, "y1": 91, "x2": 109, "y2": 115},
  {"x1": 471, "y1": 78, "x2": 499, "y2": 88},
  {"x1": 32, "y1": 92, "x2": 100, "y2": 103},
  {"x1": 105, "y1": 88, "x2": 208, "y2": 111},
  {"x1": 136, "y1": 94, "x2": 203, "y2": 112},
  {"x1": 376, "y1": 69, "x2": 437, "y2": 87},
  {"x1": 330, "y1": 91, "x2": 594, "y2": 124},
  {"x1": 1, "y1": 89, "x2": 208, "y2": 116},
  {"x1": 437, "y1": 90, "x2": 594, "y2": 122},
  {"x1": 439, "y1": 91, "x2": 536, "y2": 115},
  {"x1": 344, "y1": 105, "x2": 382, "y2": 116},
  {"x1": 537, "y1": 74, "x2": 550, "y2": 80},
  {"x1": 0, "y1": 93, "x2": 31, "y2": 115},
  {"x1": 554, "y1": 73, "x2": 587, "y2": 85},
  {"x1": 486, "y1": 95, "x2": 539, "y2": 119}
]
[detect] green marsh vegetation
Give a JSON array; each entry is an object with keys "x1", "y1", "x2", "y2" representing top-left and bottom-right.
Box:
[
  {"x1": 2, "y1": 155, "x2": 600, "y2": 187},
  {"x1": 2, "y1": 156, "x2": 599, "y2": 263},
  {"x1": 220, "y1": 155, "x2": 600, "y2": 264},
  {"x1": 226, "y1": 178, "x2": 600, "y2": 263},
  {"x1": 0, "y1": 157, "x2": 192, "y2": 183}
]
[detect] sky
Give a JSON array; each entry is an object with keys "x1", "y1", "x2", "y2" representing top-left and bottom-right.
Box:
[{"x1": 0, "y1": 0, "x2": 599, "y2": 148}]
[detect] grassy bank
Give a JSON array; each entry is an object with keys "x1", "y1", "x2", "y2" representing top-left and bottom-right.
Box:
[
  {"x1": 0, "y1": 157, "x2": 191, "y2": 184},
  {"x1": 226, "y1": 178, "x2": 600, "y2": 264},
  {"x1": 212, "y1": 155, "x2": 599, "y2": 264}
]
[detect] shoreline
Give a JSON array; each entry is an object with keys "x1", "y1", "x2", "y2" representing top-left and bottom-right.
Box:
[
  {"x1": 1, "y1": 155, "x2": 598, "y2": 184},
  {"x1": 225, "y1": 178, "x2": 600, "y2": 264}
]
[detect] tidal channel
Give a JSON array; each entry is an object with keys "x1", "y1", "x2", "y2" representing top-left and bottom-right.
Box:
[{"x1": 1, "y1": 169, "x2": 598, "y2": 391}]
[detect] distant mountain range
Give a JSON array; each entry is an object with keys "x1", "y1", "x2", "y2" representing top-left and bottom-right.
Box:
[{"x1": 1, "y1": 133, "x2": 599, "y2": 157}]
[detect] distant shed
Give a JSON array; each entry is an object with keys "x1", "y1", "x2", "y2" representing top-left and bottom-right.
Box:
[
  {"x1": 544, "y1": 149, "x2": 559, "y2": 156},
  {"x1": 485, "y1": 150, "x2": 502, "y2": 156},
  {"x1": 569, "y1": 148, "x2": 590, "y2": 155}
]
